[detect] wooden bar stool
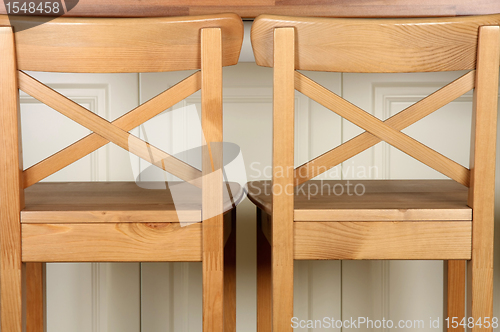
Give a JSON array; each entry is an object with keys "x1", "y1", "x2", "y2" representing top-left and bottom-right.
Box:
[
  {"x1": 249, "y1": 14, "x2": 500, "y2": 331},
  {"x1": 0, "y1": 14, "x2": 243, "y2": 332}
]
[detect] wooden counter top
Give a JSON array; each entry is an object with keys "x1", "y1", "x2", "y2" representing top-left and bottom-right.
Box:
[{"x1": 1, "y1": 0, "x2": 499, "y2": 19}]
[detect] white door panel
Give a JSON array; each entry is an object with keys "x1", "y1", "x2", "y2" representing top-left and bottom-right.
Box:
[
  {"x1": 20, "y1": 71, "x2": 140, "y2": 332},
  {"x1": 17, "y1": 65, "x2": 500, "y2": 332},
  {"x1": 343, "y1": 71, "x2": 499, "y2": 331}
]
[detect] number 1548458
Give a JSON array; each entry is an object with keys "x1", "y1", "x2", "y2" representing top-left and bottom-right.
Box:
[{"x1": 5, "y1": 1, "x2": 61, "y2": 14}]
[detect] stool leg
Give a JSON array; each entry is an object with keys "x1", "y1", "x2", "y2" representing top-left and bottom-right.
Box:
[
  {"x1": 466, "y1": 24, "x2": 498, "y2": 332},
  {"x1": 26, "y1": 263, "x2": 45, "y2": 332},
  {"x1": 0, "y1": 235, "x2": 24, "y2": 332},
  {"x1": 467, "y1": 254, "x2": 493, "y2": 332},
  {"x1": 224, "y1": 210, "x2": 237, "y2": 332},
  {"x1": 202, "y1": 217, "x2": 224, "y2": 332},
  {"x1": 444, "y1": 260, "x2": 466, "y2": 332},
  {"x1": 271, "y1": 233, "x2": 293, "y2": 332},
  {"x1": 257, "y1": 208, "x2": 272, "y2": 332}
]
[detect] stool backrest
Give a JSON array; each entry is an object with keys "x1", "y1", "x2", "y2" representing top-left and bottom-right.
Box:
[
  {"x1": 0, "y1": 14, "x2": 243, "y2": 219},
  {"x1": 252, "y1": 14, "x2": 500, "y2": 73},
  {"x1": 2, "y1": 14, "x2": 243, "y2": 72}
]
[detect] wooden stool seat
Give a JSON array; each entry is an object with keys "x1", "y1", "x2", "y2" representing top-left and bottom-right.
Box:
[
  {"x1": 20, "y1": 182, "x2": 244, "y2": 263},
  {"x1": 250, "y1": 180, "x2": 472, "y2": 261},
  {"x1": 23, "y1": 181, "x2": 244, "y2": 223},
  {"x1": 247, "y1": 180, "x2": 471, "y2": 221}
]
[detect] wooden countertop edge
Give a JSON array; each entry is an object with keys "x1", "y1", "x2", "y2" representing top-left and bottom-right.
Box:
[{"x1": 0, "y1": 1, "x2": 499, "y2": 19}]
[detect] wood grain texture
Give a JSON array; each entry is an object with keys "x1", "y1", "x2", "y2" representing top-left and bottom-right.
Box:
[
  {"x1": 247, "y1": 180, "x2": 472, "y2": 221},
  {"x1": 1, "y1": 0, "x2": 498, "y2": 18},
  {"x1": 201, "y1": 28, "x2": 225, "y2": 332},
  {"x1": 21, "y1": 182, "x2": 243, "y2": 223},
  {"x1": 271, "y1": 27, "x2": 295, "y2": 332},
  {"x1": 466, "y1": 26, "x2": 499, "y2": 330},
  {"x1": 0, "y1": 26, "x2": 24, "y2": 332},
  {"x1": 446, "y1": 260, "x2": 466, "y2": 332},
  {"x1": 23, "y1": 71, "x2": 201, "y2": 188},
  {"x1": 256, "y1": 208, "x2": 272, "y2": 332},
  {"x1": 251, "y1": 14, "x2": 500, "y2": 72},
  {"x1": 22, "y1": 223, "x2": 202, "y2": 262},
  {"x1": 294, "y1": 71, "x2": 475, "y2": 185},
  {"x1": 0, "y1": 14, "x2": 243, "y2": 72},
  {"x1": 294, "y1": 222, "x2": 472, "y2": 260},
  {"x1": 23, "y1": 210, "x2": 202, "y2": 224},
  {"x1": 26, "y1": 263, "x2": 45, "y2": 332},
  {"x1": 18, "y1": 71, "x2": 203, "y2": 187},
  {"x1": 295, "y1": 71, "x2": 471, "y2": 186}
]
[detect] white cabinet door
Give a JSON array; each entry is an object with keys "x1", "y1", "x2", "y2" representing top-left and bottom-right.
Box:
[
  {"x1": 342, "y1": 71, "x2": 500, "y2": 331},
  {"x1": 19, "y1": 66, "x2": 500, "y2": 332},
  {"x1": 138, "y1": 65, "x2": 500, "y2": 332},
  {"x1": 20, "y1": 71, "x2": 141, "y2": 332}
]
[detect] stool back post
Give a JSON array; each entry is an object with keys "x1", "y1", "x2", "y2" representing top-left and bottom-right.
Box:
[
  {"x1": 0, "y1": 26, "x2": 25, "y2": 332},
  {"x1": 467, "y1": 25, "x2": 500, "y2": 322},
  {"x1": 271, "y1": 26, "x2": 295, "y2": 332},
  {"x1": 201, "y1": 27, "x2": 225, "y2": 332}
]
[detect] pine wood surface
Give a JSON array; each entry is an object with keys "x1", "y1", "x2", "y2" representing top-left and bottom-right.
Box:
[
  {"x1": 251, "y1": 14, "x2": 500, "y2": 72},
  {"x1": 201, "y1": 27, "x2": 225, "y2": 332},
  {"x1": 22, "y1": 222, "x2": 203, "y2": 262},
  {"x1": 0, "y1": 26, "x2": 25, "y2": 332},
  {"x1": 466, "y1": 25, "x2": 499, "y2": 329},
  {"x1": 271, "y1": 27, "x2": 295, "y2": 332},
  {"x1": 293, "y1": 221, "x2": 472, "y2": 260}
]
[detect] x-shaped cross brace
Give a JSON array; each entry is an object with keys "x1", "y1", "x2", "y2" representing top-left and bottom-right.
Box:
[
  {"x1": 294, "y1": 71, "x2": 475, "y2": 187},
  {"x1": 20, "y1": 71, "x2": 203, "y2": 188}
]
